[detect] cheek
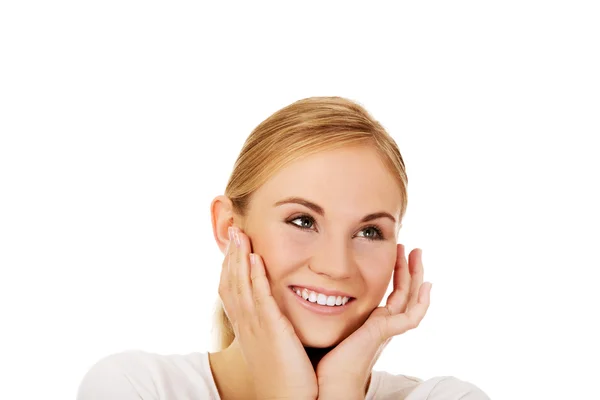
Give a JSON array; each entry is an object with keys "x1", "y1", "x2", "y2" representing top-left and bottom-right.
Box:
[
  {"x1": 251, "y1": 224, "x2": 313, "y2": 280},
  {"x1": 356, "y1": 244, "x2": 396, "y2": 294}
]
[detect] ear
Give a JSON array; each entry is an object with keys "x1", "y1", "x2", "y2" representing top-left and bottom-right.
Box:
[{"x1": 210, "y1": 195, "x2": 234, "y2": 255}]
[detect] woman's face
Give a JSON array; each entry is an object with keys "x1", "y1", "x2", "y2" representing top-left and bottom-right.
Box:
[{"x1": 240, "y1": 145, "x2": 403, "y2": 348}]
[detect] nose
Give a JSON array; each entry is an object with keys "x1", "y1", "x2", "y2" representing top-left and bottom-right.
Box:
[{"x1": 308, "y1": 235, "x2": 355, "y2": 280}]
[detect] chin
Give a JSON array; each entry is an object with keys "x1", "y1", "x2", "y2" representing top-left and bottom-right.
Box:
[
  {"x1": 292, "y1": 319, "x2": 357, "y2": 348},
  {"x1": 277, "y1": 286, "x2": 371, "y2": 348},
  {"x1": 296, "y1": 328, "x2": 345, "y2": 348}
]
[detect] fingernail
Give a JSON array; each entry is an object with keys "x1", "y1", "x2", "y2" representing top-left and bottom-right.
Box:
[
  {"x1": 228, "y1": 226, "x2": 233, "y2": 241},
  {"x1": 249, "y1": 253, "x2": 256, "y2": 265}
]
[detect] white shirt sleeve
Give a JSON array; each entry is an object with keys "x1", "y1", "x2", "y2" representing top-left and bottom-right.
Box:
[
  {"x1": 76, "y1": 355, "x2": 142, "y2": 400},
  {"x1": 406, "y1": 376, "x2": 490, "y2": 400}
]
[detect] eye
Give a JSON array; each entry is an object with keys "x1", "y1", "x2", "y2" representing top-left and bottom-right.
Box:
[
  {"x1": 356, "y1": 225, "x2": 384, "y2": 241},
  {"x1": 288, "y1": 214, "x2": 315, "y2": 230},
  {"x1": 287, "y1": 214, "x2": 385, "y2": 241}
]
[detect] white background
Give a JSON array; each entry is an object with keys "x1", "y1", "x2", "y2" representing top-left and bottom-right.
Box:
[{"x1": 1, "y1": 1, "x2": 599, "y2": 399}]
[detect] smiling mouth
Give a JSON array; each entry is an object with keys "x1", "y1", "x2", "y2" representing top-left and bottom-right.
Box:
[{"x1": 290, "y1": 286, "x2": 355, "y2": 307}]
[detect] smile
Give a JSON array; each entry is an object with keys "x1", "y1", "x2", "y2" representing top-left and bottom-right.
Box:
[{"x1": 290, "y1": 286, "x2": 354, "y2": 307}]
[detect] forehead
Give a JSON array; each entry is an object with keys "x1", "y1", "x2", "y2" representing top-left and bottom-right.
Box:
[{"x1": 251, "y1": 145, "x2": 403, "y2": 218}]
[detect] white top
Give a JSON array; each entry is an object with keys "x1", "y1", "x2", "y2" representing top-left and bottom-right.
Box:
[{"x1": 77, "y1": 350, "x2": 489, "y2": 399}]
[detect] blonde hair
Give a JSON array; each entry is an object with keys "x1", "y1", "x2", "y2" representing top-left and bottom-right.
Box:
[{"x1": 213, "y1": 96, "x2": 408, "y2": 350}]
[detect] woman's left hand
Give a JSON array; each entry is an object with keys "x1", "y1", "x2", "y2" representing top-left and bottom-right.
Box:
[{"x1": 315, "y1": 244, "x2": 432, "y2": 399}]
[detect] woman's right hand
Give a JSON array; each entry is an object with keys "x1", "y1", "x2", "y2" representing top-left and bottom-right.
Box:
[{"x1": 219, "y1": 226, "x2": 318, "y2": 400}]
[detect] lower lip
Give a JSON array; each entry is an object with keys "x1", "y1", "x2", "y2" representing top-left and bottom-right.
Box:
[{"x1": 288, "y1": 287, "x2": 354, "y2": 316}]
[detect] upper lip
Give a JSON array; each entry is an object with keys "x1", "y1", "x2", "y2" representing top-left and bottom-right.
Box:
[{"x1": 290, "y1": 285, "x2": 354, "y2": 298}]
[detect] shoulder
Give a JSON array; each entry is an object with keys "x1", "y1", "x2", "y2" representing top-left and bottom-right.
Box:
[
  {"x1": 367, "y1": 370, "x2": 423, "y2": 399},
  {"x1": 406, "y1": 376, "x2": 490, "y2": 400},
  {"x1": 76, "y1": 351, "x2": 145, "y2": 400},
  {"x1": 369, "y1": 372, "x2": 489, "y2": 400},
  {"x1": 77, "y1": 350, "x2": 218, "y2": 400}
]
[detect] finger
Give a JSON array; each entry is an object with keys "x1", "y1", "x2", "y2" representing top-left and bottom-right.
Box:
[
  {"x1": 249, "y1": 252, "x2": 282, "y2": 327},
  {"x1": 226, "y1": 226, "x2": 236, "y2": 281},
  {"x1": 231, "y1": 227, "x2": 254, "y2": 311},
  {"x1": 406, "y1": 248, "x2": 424, "y2": 310},
  {"x1": 219, "y1": 231, "x2": 232, "y2": 285},
  {"x1": 386, "y1": 282, "x2": 432, "y2": 335},
  {"x1": 394, "y1": 244, "x2": 411, "y2": 293},
  {"x1": 218, "y1": 231, "x2": 235, "y2": 319},
  {"x1": 385, "y1": 244, "x2": 411, "y2": 314}
]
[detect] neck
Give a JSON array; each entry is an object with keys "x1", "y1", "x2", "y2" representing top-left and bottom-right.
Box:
[{"x1": 304, "y1": 345, "x2": 335, "y2": 369}]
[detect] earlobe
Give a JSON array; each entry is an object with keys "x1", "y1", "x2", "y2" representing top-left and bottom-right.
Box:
[{"x1": 210, "y1": 195, "x2": 234, "y2": 255}]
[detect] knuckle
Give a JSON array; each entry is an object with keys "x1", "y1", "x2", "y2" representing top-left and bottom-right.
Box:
[
  {"x1": 253, "y1": 293, "x2": 262, "y2": 309},
  {"x1": 250, "y1": 273, "x2": 263, "y2": 287},
  {"x1": 235, "y1": 282, "x2": 244, "y2": 295},
  {"x1": 408, "y1": 317, "x2": 419, "y2": 329},
  {"x1": 254, "y1": 313, "x2": 263, "y2": 329}
]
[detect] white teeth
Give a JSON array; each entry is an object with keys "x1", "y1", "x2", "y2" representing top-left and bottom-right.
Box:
[
  {"x1": 302, "y1": 288, "x2": 309, "y2": 300},
  {"x1": 317, "y1": 293, "x2": 327, "y2": 305},
  {"x1": 291, "y1": 287, "x2": 351, "y2": 307}
]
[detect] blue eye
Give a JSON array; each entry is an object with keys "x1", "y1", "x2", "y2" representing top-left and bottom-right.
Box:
[
  {"x1": 289, "y1": 215, "x2": 315, "y2": 230},
  {"x1": 287, "y1": 214, "x2": 385, "y2": 241},
  {"x1": 357, "y1": 225, "x2": 384, "y2": 241}
]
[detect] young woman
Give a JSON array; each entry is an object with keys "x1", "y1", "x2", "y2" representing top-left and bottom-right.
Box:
[{"x1": 78, "y1": 97, "x2": 489, "y2": 399}]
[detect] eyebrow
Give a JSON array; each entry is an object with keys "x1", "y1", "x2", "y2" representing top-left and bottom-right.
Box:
[{"x1": 273, "y1": 196, "x2": 397, "y2": 223}]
